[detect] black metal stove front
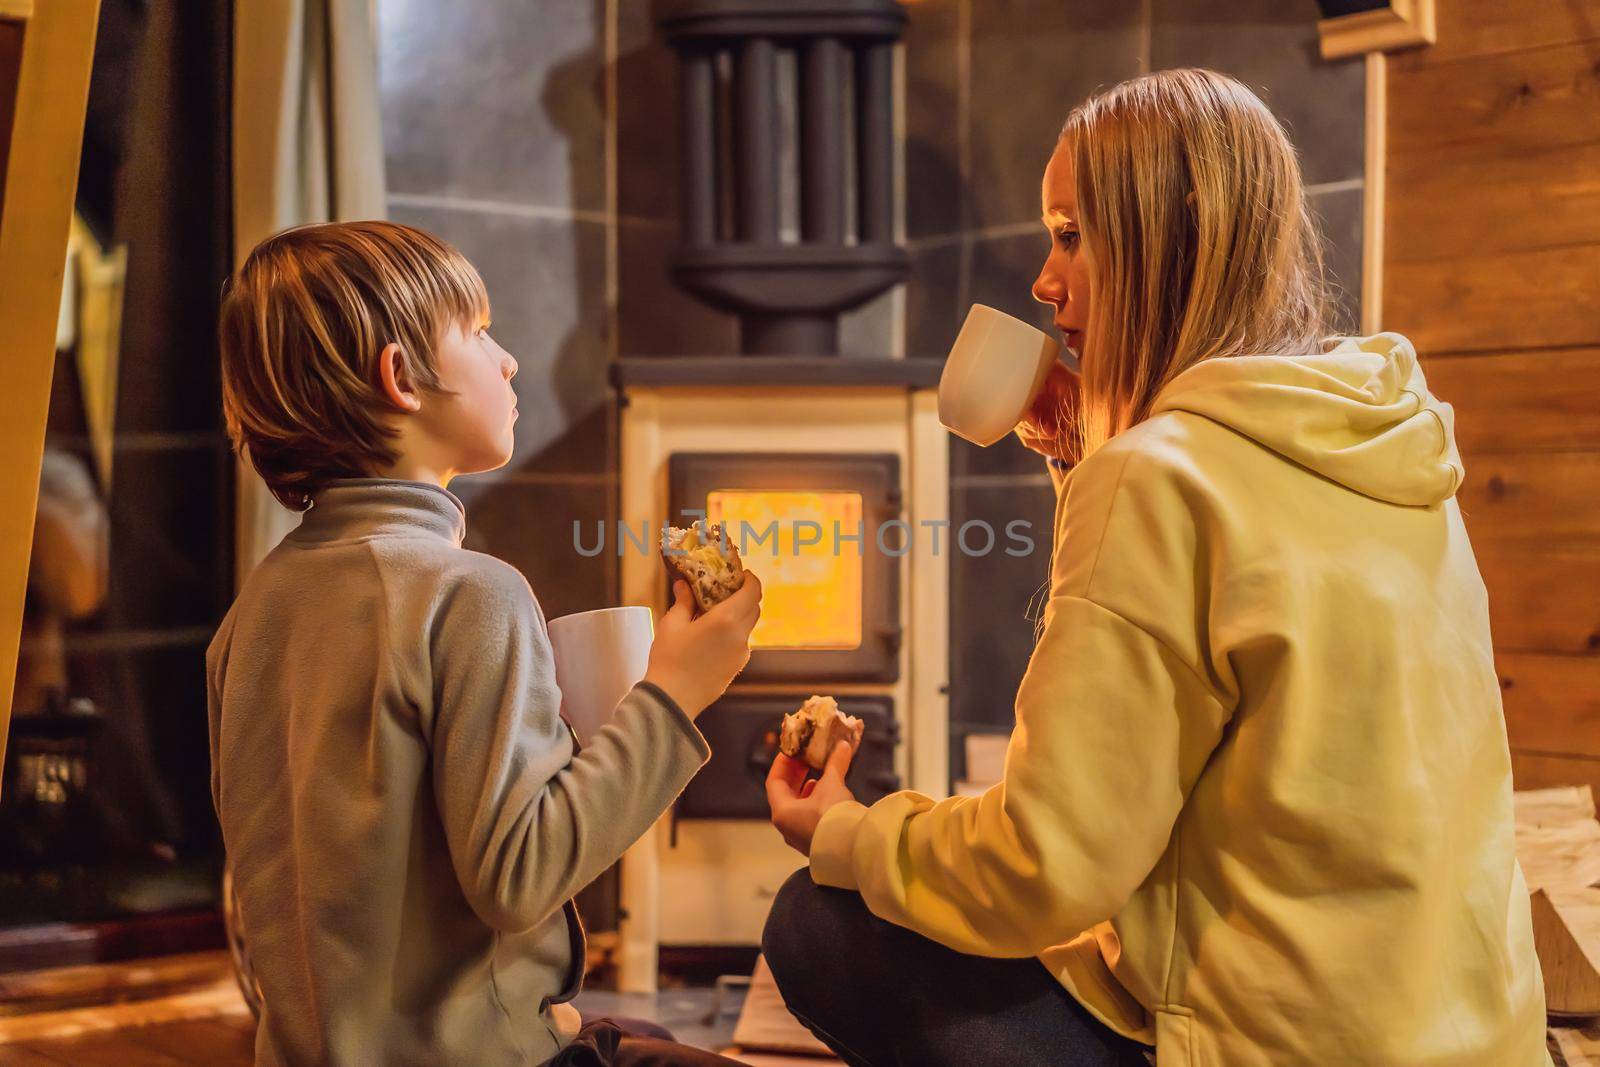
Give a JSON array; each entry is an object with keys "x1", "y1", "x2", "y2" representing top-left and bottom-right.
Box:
[{"x1": 667, "y1": 448, "x2": 907, "y2": 820}]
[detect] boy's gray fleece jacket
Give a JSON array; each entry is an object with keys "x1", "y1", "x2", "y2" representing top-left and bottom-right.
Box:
[{"x1": 206, "y1": 479, "x2": 710, "y2": 1066}]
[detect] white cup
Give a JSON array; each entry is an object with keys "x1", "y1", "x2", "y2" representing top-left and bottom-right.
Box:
[
  {"x1": 938, "y1": 304, "x2": 1064, "y2": 447},
  {"x1": 547, "y1": 606, "x2": 654, "y2": 746}
]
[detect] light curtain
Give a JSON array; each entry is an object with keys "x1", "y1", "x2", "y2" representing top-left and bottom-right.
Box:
[{"x1": 231, "y1": 0, "x2": 387, "y2": 584}]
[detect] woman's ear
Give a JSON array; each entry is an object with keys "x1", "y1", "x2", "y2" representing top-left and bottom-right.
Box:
[{"x1": 378, "y1": 342, "x2": 423, "y2": 413}]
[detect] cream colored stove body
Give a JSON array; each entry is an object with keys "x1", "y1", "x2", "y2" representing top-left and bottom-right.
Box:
[{"x1": 616, "y1": 382, "x2": 951, "y2": 992}]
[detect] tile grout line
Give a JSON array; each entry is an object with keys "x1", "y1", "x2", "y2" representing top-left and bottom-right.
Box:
[
  {"x1": 603, "y1": 0, "x2": 621, "y2": 604},
  {"x1": 1307, "y1": 177, "x2": 1365, "y2": 197},
  {"x1": 387, "y1": 191, "x2": 654, "y2": 228},
  {"x1": 17, "y1": 625, "x2": 220, "y2": 656},
  {"x1": 891, "y1": 37, "x2": 908, "y2": 359},
  {"x1": 956, "y1": 0, "x2": 973, "y2": 313},
  {"x1": 910, "y1": 220, "x2": 1041, "y2": 251},
  {"x1": 45, "y1": 432, "x2": 229, "y2": 452},
  {"x1": 604, "y1": 0, "x2": 620, "y2": 368},
  {"x1": 952, "y1": 473, "x2": 1054, "y2": 488}
]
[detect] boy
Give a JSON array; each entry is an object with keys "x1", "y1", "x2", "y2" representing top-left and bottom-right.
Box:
[{"x1": 208, "y1": 220, "x2": 761, "y2": 1066}]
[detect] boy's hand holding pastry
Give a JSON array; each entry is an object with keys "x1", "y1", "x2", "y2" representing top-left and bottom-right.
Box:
[{"x1": 642, "y1": 575, "x2": 761, "y2": 719}]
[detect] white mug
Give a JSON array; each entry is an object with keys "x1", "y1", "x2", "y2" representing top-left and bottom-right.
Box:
[
  {"x1": 938, "y1": 304, "x2": 1063, "y2": 447},
  {"x1": 547, "y1": 606, "x2": 654, "y2": 746}
]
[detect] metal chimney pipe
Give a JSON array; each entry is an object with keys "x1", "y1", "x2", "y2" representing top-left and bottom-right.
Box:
[{"x1": 657, "y1": 0, "x2": 910, "y2": 357}]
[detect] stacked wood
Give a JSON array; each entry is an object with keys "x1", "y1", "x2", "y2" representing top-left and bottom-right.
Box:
[
  {"x1": 1515, "y1": 787, "x2": 1600, "y2": 1019},
  {"x1": 1551, "y1": 1022, "x2": 1600, "y2": 1067}
]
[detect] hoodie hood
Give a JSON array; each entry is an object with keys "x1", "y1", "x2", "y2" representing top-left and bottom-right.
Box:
[{"x1": 1149, "y1": 332, "x2": 1463, "y2": 507}]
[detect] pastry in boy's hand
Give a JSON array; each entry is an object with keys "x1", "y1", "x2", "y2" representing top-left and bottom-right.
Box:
[
  {"x1": 779, "y1": 695, "x2": 864, "y2": 771},
  {"x1": 660, "y1": 519, "x2": 746, "y2": 615}
]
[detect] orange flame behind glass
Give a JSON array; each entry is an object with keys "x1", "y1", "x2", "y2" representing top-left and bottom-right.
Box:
[{"x1": 706, "y1": 490, "x2": 864, "y2": 650}]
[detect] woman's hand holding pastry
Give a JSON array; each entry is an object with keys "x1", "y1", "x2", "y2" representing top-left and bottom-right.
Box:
[{"x1": 766, "y1": 741, "x2": 857, "y2": 856}]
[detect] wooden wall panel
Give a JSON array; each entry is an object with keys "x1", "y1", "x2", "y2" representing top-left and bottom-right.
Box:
[
  {"x1": 1386, "y1": 0, "x2": 1600, "y2": 796},
  {"x1": 1476, "y1": 550, "x2": 1600, "y2": 655},
  {"x1": 1388, "y1": 41, "x2": 1600, "y2": 156},
  {"x1": 1387, "y1": 244, "x2": 1600, "y2": 355},
  {"x1": 1425, "y1": 350, "x2": 1600, "y2": 454},
  {"x1": 1389, "y1": 140, "x2": 1600, "y2": 262},
  {"x1": 1391, "y1": 1, "x2": 1600, "y2": 65},
  {"x1": 1453, "y1": 453, "x2": 1600, "y2": 554},
  {"x1": 1510, "y1": 750, "x2": 1600, "y2": 802},
  {"x1": 1500, "y1": 652, "x2": 1600, "y2": 758}
]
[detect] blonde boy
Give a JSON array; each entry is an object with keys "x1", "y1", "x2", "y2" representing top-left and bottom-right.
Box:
[{"x1": 208, "y1": 221, "x2": 760, "y2": 1067}]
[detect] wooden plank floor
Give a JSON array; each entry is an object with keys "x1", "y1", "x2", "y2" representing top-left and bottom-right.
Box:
[
  {"x1": 5, "y1": 1012, "x2": 1599, "y2": 1066},
  {"x1": 0, "y1": 952, "x2": 1595, "y2": 1065},
  {"x1": 0, "y1": 1015, "x2": 255, "y2": 1066},
  {"x1": 1555, "y1": 1023, "x2": 1600, "y2": 1067},
  {"x1": 0, "y1": 952, "x2": 254, "y2": 1066}
]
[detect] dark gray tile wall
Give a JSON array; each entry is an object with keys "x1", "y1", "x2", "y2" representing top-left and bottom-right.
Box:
[
  {"x1": 616, "y1": 0, "x2": 680, "y2": 225},
  {"x1": 381, "y1": 0, "x2": 608, "y2": 212},
  {"x1": 949, "y1": 480, "x2": 1057, "y2": 726},
  {"x1": 615, "y1": 0, "x2": 744, "y2": 357},
  {"x1": 916, "y1": 0, "x2": 1368, "y2": 761},
  {"x1": 1310, "y1": 185, "x2": 1365, "y2": 333},
  {"x1": 1149, "y1": 0, "x2": 1365, "y2": 189},
  {"x1": 379, "y1": 0, "x2": 616, "y2": 617},
  {"x1": 1151, "y1": 0, "x2": 1367, "y2": 334},
  {"x1": 904, "y1": 0, "x2": 964, "y2": 240},
  {"x1": 967, "y1": 2, "x2": 1147, "y2": 230},
  {"x1": 458, "y1": 478, "x2": 615, "y2": 622},
  {"x1": 617, "y1": 220, "x2": 740, "y2": 357},
  {"x1": 904, "y1": 242, "x2": 962, "y2": 359}
]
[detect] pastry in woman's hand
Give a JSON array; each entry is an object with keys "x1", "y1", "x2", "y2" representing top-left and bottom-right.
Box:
[{"x1": 779, "y1": 695, "x2": 864, "y2": 771}]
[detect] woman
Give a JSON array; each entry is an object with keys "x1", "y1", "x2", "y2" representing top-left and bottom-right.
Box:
[{"x1": 762, "y1": 69, "x2": 1550, "y2": 1067}]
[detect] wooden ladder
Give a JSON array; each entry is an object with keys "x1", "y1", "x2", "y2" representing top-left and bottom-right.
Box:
[{"x1": 0, "y1": 0, "x2": 101, "y2": 782}]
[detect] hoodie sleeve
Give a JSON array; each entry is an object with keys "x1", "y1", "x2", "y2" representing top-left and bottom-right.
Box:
[
  {"x1": 809, "y1": 446, "x2": 1232, "y2": 956},
  {"x1": 427, "y1": 559, "x2": 711, "y2": 933}
]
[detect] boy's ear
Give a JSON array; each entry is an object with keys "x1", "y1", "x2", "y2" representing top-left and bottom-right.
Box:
[{"x1": 378, "y1": 342, "x2": 423, "y2": 413}]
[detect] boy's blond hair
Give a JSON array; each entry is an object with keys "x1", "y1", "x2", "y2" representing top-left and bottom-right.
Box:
[{"x1": 219, "y1": 220, "x2": 489, "y2": 510}]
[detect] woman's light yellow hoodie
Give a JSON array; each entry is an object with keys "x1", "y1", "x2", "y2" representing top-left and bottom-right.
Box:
[{"x1": 810, "y1": 334, "x2": 1551, "y2": 1066}]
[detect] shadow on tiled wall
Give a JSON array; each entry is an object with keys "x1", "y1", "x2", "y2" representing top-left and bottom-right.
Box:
[{"x1": 380, "y1": 0, "x2": 619, "y2": 623}]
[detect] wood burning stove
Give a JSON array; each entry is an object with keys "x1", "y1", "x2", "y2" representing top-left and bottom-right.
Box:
[
  {"x1": 612, "y1": 357, "x2": 948, "y2": 989},
  {"x1": 608, "y1": 0, "x2": 936, "y2": 994}
]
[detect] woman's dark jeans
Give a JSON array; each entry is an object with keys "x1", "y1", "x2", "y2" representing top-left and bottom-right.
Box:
[{"x1": 761, "y1": 870, "x2": 1152, "y2": 1067}]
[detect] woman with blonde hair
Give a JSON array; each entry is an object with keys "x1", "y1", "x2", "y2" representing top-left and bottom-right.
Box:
[{"x1": 762, "y1": 69, "x2": 1551, "y2": 1067}]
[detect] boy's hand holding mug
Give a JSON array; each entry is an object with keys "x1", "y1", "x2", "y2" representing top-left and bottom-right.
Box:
[{"x1": 642, "y1": 572, "x2": 762, "y2": 719}]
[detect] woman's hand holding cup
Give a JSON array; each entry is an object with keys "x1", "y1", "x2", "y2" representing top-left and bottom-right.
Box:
[{"x1": 1013, "y1": 359, "x2": 1081, "y2": 463}]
